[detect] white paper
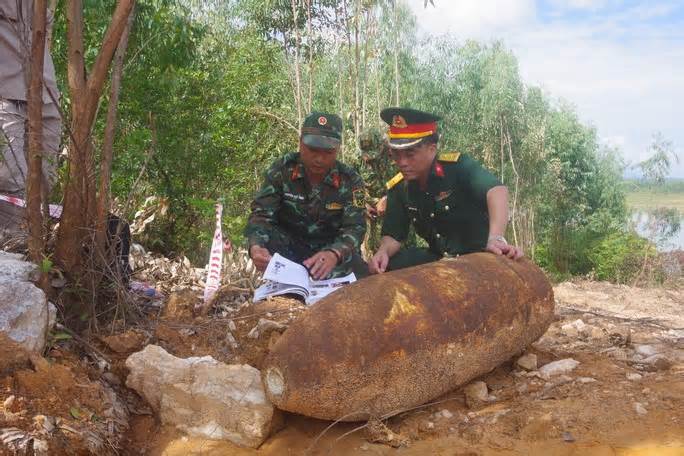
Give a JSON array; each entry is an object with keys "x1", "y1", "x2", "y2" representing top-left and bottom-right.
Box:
[{"x1": 253, "y1": 253, "x2": 357, "y2": 305}]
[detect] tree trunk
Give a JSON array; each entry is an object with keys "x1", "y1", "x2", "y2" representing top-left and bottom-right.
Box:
[
  {"x1": 26, "y1": 0, "x2": 48, "y2": 264},
  {"x1": 95, "y1": 7, "x2": 135, "y2": 259},
  {"x1": 289, "y1": 0, "x2": 303, "y2": 126},
  {"x1": 55, "y1": 0, "x2": 135, "y2": 273}
]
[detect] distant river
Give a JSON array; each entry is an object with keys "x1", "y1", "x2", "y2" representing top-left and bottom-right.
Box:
[{"x1": 631, "y1": 210, "x2": 684, "y2": 251}]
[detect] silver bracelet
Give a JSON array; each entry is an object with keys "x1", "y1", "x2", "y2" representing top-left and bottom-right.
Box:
[{"x1": 488, "y1": 235, "x2": 507, "y2": 244}]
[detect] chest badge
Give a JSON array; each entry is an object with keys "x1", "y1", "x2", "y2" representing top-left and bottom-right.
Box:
[
  {"x1": 326, "y1": 202, "x2": 343, "y2": 210},
  {"x1": 435, "y1": 190, "x2": 452, "y2": 201}
]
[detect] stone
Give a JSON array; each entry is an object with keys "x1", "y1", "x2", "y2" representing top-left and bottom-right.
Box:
[
  {"x1": 516, "y1": 353, "x2": 538, "y2": 371},
  {"x1": 538, "y1": 359, "x2": 579, "y2": 379},
  {"x1": 440, "y1": 409, "x2": 453, "y2": 419},
  {"x1": 589, "y1": 326, "x2": 605, "y2": 340},
  {"x1": 464, "y1": 381, "x2": 489, "y2": 408},
  {"x1": 634, "y1": 345, "x2": 661, "y2": 358},
  {"x1": 126, "y1": 345, "x2": 276, "y2": 448},
  {"x1": 626, "y1": 373, "x2": 642, "y2": 381},
  {"x1": 561, "y1": 319, "x2": 587, "y2": 338},
  {"x1": 100, "y1": 330, "x2": 147, "y2": 354},
  {"x1": 0, "y1": 252, "x2": 38, "y2": 283},
  {"x1": 634, "y1": 402, "x2": 648, "y2": 416},
  {"x1": 228, "y1": 320, "x2": 237, "y2": 332},
  {"x1": 247, "y1": 319, "x2": 287, "y2": 339},
  {"x1": 576, "y1": 377, "x2": 597, "y2": 384},
  {"x1": 0, "y1": 281, "x2": 56, "y2": 353},
  {"x1": 641, "y1": 355, "x2": 672, "y2": 371}
]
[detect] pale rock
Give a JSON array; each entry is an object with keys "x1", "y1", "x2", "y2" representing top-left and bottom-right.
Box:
[
  {"x1": 561, "y1": 319, "x2": 587, "y2": 338},
  {"x1": 576, "y1": 377, "x2": 597, "y2": 384},
  {"x1": 516, "y1": 353, "x2": 538, "y2": 371},
  {"x1": 464, "y1": 381, "x2": 489, "y2": 408},
  {"x1": 247, "y1": 318, "x2": 287, "y2": 339},
  {"x1": 538, "y1": 359, "x2": 579, "y2": 379},
  {"x1": 126, "y1": 345, "x2": 275, "y2": 448},
  {"x1": 626, "y1": 373, "x2": 642, "y2": 381},
  {"x1": 228, "y1": 320, "x2": 237, "y2": 332},
  {"x1": 589, "y1": 326, "x2": 605, "y2": 340},
  {"x1": 0, "y1": 252, "x2": 37, "y2": 283},
  {"x1": 440, "y1": 409, "x2": 453, "y2": 419},
  {"x1": 634, "y1": 345, "x2": 661, "y2": 358},
  {"x1": 0, "y1": 281, "x2": 56, "y2": 353},
  {"x1": 634, "y1": 402, "x2": 648, "y2": 416}
]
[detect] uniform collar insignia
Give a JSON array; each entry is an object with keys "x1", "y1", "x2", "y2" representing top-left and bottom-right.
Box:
[
  {"x1": 291, "y1": 163, "x2": 305, "y2": 181},
  {"x1": 323, "y1": 167, "x2": 341, "y2": 188},
  {"x1": 434, "y1": 161, "x2": 445, "y2": 178}
]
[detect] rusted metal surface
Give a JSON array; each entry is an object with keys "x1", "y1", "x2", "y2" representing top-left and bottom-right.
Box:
[{"x1": 262, "y1": 253, "x2": 555, "y2": 421}]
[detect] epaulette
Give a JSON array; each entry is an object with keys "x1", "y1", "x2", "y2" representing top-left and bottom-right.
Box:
[
  {"x1": 438, "y1": 152, "x2": 461, "y2": 162},
  {"x1": 385, "y1": 172, "x2": 404, "y2": 190}
]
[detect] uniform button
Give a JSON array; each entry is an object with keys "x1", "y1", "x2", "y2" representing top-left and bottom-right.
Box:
[
  {"x1": 435, "y1": 233, "x2": 441, "y2": 238},
  {"x1": 445, "y1": 205, "x2": 449, "y2": 211},
  {"x1": 412, "y1": 218, "x2": 416, "y2": 222},
  {"x1": 430, "y1": 212, "x2": 435, "y2": 218},
  {"x1": 444, "y1": 252, "x2": 448, "y2": 256}
]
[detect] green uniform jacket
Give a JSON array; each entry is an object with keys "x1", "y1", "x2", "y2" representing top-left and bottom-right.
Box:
[
  {"x1": 381, "y1": 153, "x2": 502, "y2": 256},
  {"x1": 245, "y1": 152, "x2": 367, "y2": 262}
]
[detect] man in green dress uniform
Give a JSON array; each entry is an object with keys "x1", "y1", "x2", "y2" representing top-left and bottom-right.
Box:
[
  {"x1": 245, "y1": 112, "x2": 368, "y2": 279},
  {"x1": 369, "y1": 107, "x2": 523, "y2": 274}
]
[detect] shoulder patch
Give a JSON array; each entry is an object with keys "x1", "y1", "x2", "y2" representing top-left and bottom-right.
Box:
[
  {"x1": 385, "y1": 172, "x2": 404, "y2": 190},
  {"x1": 439, "y1": 152, "x2": 461, "y2": 162}
]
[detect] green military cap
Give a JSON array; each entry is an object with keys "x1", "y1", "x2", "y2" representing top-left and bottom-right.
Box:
[
  {"x1": 380, "y1": 107, "x2": 442, "y2": 149},
  {"x1": 301, "y1": 111, "x2": 343, "y2": 149},
  {"x1": 358, "y1": 127, "x2": 384, "y2": 154}
]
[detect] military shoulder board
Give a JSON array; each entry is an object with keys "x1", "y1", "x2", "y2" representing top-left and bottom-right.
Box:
[
  {"x1": 385, "y1": 172, "x2": 404, "y2": 190},
  {"x1": 439, "y1": 152, "x2": 461, "y2": 162}
]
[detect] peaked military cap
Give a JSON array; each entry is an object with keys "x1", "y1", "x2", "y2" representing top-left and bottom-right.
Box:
[
  {"x1": 380, "y1": 107, "x2": 442, "y2": 149},
  {"x1": 301, "y1": 111, "x2": 343, "y2": 149}
]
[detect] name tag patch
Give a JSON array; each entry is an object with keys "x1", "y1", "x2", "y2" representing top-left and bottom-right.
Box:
[
  {"x1": 326, "y1": 202, "x2": 343, "y2": 210},
  {"x1": 284, "y1": 192, "x2": 305, "y2": 201}
]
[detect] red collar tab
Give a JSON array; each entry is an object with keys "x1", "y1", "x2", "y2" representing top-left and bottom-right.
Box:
[
  {"x1": 434, "y1": 161, "x2": 445, "y2": 177},
  {"x1": 331, "y1": 172, "x2": 341, "y2": 189},
  {"x1": 291, "y1": 165, "x2": 302, "y2": 181}
]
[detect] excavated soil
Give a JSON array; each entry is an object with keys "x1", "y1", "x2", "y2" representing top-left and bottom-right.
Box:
[{"x1": 1, "y1": 281, "x2": 681, "y2": 455}]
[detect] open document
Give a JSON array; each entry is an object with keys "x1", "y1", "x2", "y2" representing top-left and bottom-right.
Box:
[{"x1": 253, "y1": 253, "x2": 356, "y2": 305}]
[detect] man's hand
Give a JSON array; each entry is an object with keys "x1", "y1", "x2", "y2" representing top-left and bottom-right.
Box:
[
  {"x1": 303, "y1": 250, "x2": 338, "y2": 280},
  {"x1": 369, "y1": 249, "x2": 390, "y2": 274},
  {"x1": 365, "y1": 203, "x2": 378, "y2": 219},
  {"x1": 486, "y1": 238, "x2": 524, "y2": 260},
  {"x1": 249, "y1": 245, "x2": 272, "y2": 272}
]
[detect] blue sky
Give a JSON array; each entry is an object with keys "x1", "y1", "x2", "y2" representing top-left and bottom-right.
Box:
[{"x1": 407, "y1": 0, "x2": 684, "y2": 178}]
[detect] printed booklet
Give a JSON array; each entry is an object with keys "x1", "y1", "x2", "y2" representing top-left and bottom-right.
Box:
[{"x1": 253, "y1": 253, "x2": 356, "y2": 305}]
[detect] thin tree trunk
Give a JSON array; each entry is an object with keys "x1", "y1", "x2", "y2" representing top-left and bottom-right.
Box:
[
  {"x1": 56, "y1": 0, "x2": 135, "y2": 272},
  {"x1": 353, "y1": 0, "x2": 360, "y2": 141},
  {"x1": 392, "y1": 2, "x2": 400, "y2": 105},
  {"x1": 305, "y1": 0, "x2": 313, "y2": 112},
  {"x1": 95, "y1": 7, "x2": 134, "y2": 257},
  {"x1": 290, "y1": 0, "x2": 302, "y2": 126},
  {"x1": 27, "y1": 0, "x2": 48, "y2": 264},
  {"x1": 504, "y1": 116, "x2": 519, "y2": 246}
]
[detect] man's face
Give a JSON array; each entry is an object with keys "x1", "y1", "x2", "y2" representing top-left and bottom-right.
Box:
[
  {"x1": 299, "y1": 140, "x2": 339, "y2": 178},
  {"x1": 389, "y1": 142, "x2": 437, "y2": 181}
]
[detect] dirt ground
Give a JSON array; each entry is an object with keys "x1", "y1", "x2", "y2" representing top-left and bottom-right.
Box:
[{"x1": 1, "y1": 280, "x2": 682, "y2": 455}]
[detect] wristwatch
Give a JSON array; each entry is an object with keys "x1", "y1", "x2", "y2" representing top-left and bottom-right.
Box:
[{"x1": 488, "y1": 235, "x2": 507, "y2": 244}]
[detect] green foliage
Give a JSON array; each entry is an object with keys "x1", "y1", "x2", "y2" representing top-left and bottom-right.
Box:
[{"x1": 587, "y1": 231, "x2": 656, "y2": 283}]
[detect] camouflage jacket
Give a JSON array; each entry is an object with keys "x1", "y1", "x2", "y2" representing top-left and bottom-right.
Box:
[{"x1": 245, "y1": 152, "x2": 367, "y2": 262}]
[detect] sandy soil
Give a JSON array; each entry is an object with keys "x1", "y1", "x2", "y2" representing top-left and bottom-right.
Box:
[{"x1": 1, "y1": 281, "x2": 681, "y2": 455}]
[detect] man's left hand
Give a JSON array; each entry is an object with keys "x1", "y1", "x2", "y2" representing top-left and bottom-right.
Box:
[
  {"x1": 303, "y1": 250, "x2": 338, "y2": 280},
  {"x1": 486, "y1": 239, "x2": 524, "y2": 260}
]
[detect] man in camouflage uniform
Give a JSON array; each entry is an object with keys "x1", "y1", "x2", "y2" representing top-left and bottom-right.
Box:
[
  {"x1": 245, "y1": 112, "x2": 368, "y2": 279},
  {"x1": 357, "y1": 127, "x2": 394, "y2": 252},
  {"x1": 369, "y1": 107, "x2": 523, "y2": 274}
]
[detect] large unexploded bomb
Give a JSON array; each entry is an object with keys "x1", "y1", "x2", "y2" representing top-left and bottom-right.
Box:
[{"x1": 262, "y1": 252, "x2": 554, "y2": 421}]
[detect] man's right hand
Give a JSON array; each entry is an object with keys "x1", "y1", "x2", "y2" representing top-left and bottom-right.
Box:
[
  {"x1": 249, "y1": 245, "x2": 272, "y2": 272},
  {"x1": 368, "y1": 250, "x2": 390, "y2": 274}
]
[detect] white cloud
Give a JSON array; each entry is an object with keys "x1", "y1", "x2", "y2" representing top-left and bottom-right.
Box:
[
  {"x1": 408, "y1": 0, "x2": 536, "y2": 39},
  {"x1": 406, "y1": 0, "x2": 684, "y2": 177}
]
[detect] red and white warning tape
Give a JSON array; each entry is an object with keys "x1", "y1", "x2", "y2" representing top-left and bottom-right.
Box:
[
  {"x1": 203, "y1": 202, "x2": 223, "y2": 304},
  {"x1": 0, "y1": 194, "x2": 63, "y2": 218}
]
